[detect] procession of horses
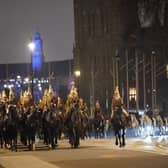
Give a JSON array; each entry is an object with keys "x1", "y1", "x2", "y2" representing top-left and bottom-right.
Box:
[{"x1": 0, "y1": 83, "x2": 167, "y2": 152}]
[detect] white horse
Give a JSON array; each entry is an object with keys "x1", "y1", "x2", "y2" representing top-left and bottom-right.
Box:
[
  {"x1": 140, "y1": 114, "x2": 154, "y2": 137},
  {"x1": 155, "y1": 115, "x2": 166, "y2": 135},
  {"x1": 130, "y1": 114, "x2": 140, "y2": 137}
]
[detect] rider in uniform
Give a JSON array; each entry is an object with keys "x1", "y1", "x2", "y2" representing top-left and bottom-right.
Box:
[
  {"x1": 94, "y1": 100, "x2": 104, "y2": 119},
  {"x1": 111, "y1": 86, "x2": 129, "y2": 119},
  {"x1": 111, "y1": 86, "x2": 129, "y2": 147}
]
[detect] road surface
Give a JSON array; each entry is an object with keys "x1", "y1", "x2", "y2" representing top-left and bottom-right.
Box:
[{"x1": 0, "y1": 136, "x2": 168, "y2": 168}]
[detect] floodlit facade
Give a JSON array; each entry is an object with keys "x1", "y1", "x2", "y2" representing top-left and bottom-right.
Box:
[{"x1": 73, "y1": 0, "x2": 168, "y2": 114}]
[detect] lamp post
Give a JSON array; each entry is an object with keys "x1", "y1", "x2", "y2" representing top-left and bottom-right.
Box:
[
  {"x1": 28, "y1": 42, "x2": 36, "y2": 99},
  {"x1": 74, "y1": 70, "x2": 81, "y2": 94}
]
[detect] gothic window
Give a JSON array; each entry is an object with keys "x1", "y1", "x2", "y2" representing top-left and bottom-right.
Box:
[
  {"x1": 88, "y1": 13, "x2": 92, "y2": 36},
  {"x1": 101, "y1": 9, "x2": 105, "y2": 34},
  {"x1": 137, "y1": 0, "x2": 167, "y2": 28},
  {"x1": 101, "y1": 8, "x2": 109, "y2": 34},
  {"x1": 165, "y1": 3, "x2": 168, "y2": 26},
  {"x1": 82, "y1": 10, "x2": 88, "y2": 33},
  {"x1": 158, "y1": 0, "x2": 167, "y2": 26},
  {"x1": 95, "y1": 9, "x2": 101, "y2": 36},
  {"x1": 88, "y1": 11, "x2": 95, "y2": 37},
  {"x1": 91, "y1": 13, "x2": 95, "y2": 37}
]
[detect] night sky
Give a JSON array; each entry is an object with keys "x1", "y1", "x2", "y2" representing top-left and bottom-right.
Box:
[{"x1": 0, "y1": 0, "x2": 74, "y2": 64}]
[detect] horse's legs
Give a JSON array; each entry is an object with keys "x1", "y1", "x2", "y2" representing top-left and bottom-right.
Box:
[
  {"x1": 51, "y1": 127, "x2": 56, "y2": 149},
  {"x1": 95, "y1": 128, "x2": 98, "y2": 139},
  {"x1": 54, "y1": 131, "x2": 58, "y2": 146},
  {"x1": 72, "y1": 127, "x2": 76, "y2": 148},
  {"x1": 0, "y1": 135, "x2": 3, "y2": 148},
  {"x1": 14, "y1": 137, "x2": 18, "y2": 152},
  {"x1": 32, "y1": 133, "x2": 36, "y2": 151},
  {"x1": 69, "y1": 128, "x2": 74, "y2": 148},
  {"x1": 121, "y1": 128, "x2": 126, "y2": 146},
  {"x1": 74, "y1": 128, "x2": 80, "y2": 148},
  {"x1": 12, "y1": 130, "x2": 18, "y2": 152},
  {"x1": 114, "y1": 130, "x2": 119, "y2": 146},
  {"x1": 115, "y1": 134, "x2": 118, "y2": 146},
  {"x1": 48, "y1": 128, "x2": 51, "y2": 148},
  {"x1": 118, "y1": 132, "x2": 122, "y2": 147}
]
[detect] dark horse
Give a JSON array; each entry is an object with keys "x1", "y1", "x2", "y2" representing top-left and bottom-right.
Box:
[
  {"x1": 94, "y1": 114, "x2": 105, "y2": 138},
  {"x1": 42, "y1": 107, "x2": 58, "y2": 149},
  {"x1": 66, "y1": 102, "x2": 82, "y2": 148},
  {"x1": 111, "y1": 105, "x2": 130, "y2": 147},
  {"x1": 0, "y1": 111, "x2": 4, "y2": 148},
  {"x1": 0, "y1": 103, "x2": 7, "y2": 148},
  {"x1": 24, "y1": 107, "x2": 40, "y2": 150},
  {"x1": 5, "y1": 105, "x2": 19, "y2": 151}
]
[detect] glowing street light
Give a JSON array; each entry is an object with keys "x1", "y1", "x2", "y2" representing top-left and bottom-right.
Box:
[
  {"x1": 17, "y1": 75, "x2": 21, "y2": 79},
  {"x1": 74, "y1": 70, "x2": 81, "y2": 77},
  {"x1": 24, "y1": 77, "x2": 29, "y2": 83},
  {"x1": 28, "y1": 42, "x2": 36, "y2": 51},
  {"x1": 74, "y1": 70, "x2": 81, "y2": 95}
]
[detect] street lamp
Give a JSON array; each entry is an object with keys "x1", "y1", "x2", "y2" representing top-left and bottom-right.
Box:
[
  {"x1": 28, "y1": 41, "x2": 36, "y2": 99},
  {"x1": 74, "y1": 70, "x2": 81, "y2": 77},
  {"x1": 74, "y1": 70, "x2": 81, "y2": 94},
  {"x1": 28, "y1": 42, "x2": 35, "y2": 52}
]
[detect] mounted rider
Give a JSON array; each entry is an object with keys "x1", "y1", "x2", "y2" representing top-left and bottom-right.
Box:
[
  {"x1": 111, "y1": 86, "x2": 129, "y2": 119},
  {"x1": 110, "y1": 86, "x2": 130, "y2": 147}
]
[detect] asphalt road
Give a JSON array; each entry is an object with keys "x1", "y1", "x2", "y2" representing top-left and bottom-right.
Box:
[{"x1": 0, "y1": 137, "x2": 168, "y2": 168}]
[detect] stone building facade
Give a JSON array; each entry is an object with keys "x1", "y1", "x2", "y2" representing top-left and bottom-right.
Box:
[{"x1": 73, "y1": 0, "x2": 168, "y2": 115}]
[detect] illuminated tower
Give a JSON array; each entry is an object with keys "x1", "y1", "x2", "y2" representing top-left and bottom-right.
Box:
[{"x1": 32, "y1": 32, "x2": 43, "y2": 72}]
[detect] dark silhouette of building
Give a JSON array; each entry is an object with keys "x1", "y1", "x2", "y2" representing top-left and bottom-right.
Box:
[{"x1": 73, "y1": 0, "x2": 168, "y2": 114}]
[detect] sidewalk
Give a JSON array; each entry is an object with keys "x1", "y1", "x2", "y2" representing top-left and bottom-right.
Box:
[{"x1": 0, "y1": 155, "x2": 59, "y2": 168}]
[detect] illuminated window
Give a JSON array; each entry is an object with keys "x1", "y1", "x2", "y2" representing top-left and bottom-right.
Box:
[{"x1": 129, "y1": 88, "x2": 136, "y2": 101}]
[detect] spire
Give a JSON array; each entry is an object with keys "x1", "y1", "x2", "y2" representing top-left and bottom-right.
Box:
[{"x1": 31, "y1": 32, "x2": 43, "y2": 72}]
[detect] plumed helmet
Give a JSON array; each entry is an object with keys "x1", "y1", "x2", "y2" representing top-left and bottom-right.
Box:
[
  {"x1": 48, "y1": 84, "x2": 54, "y2": 97},
  {"x1": 9, "y1": 87, "x2": 15, "y2": 99},
  {"x1": 2, "y1": 90, "x2": 7, "y2": 98},
  {"x1": 114, "y1": 86, "x2": 120, "y2": 98},
  {"x1": 27, "y1": 87, "x2": 32, "y2": 96}
]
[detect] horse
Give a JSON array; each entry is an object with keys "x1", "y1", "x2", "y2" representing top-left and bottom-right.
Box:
[
  {"x1": 140, "y1": 113, "x2": 154, "y2": 137},
  {"x1": 42, "y1": 106, "x2": 58, "y2": 149},
  {"x1": 0, "y1": 103, "x2": 6, "y2": 148},
  {"x1": 24, "y1": 106, "x2": 40, "y2": 150},
  {"x1": 5, "y1": 105, "x2": 19, "y2": 151},
  {"x1": 111, "y1": 105, "x2": 130, "y2": 147},
  {"x1": 0, "y1": 111, "x2": 4, "y2": 148},
  {"x1": 155, "y1": 114, "x2": 166, "y2": 135},
  {"x1": 80, "y1": 111, "x2": 89, "y2": 139},
  {"x1": 66, "y1": 102, "x2": 82, "y2": 148},
  {"x1": 130, "y1": 114, "x2": 140, "y2": 137},
  {"x1": 94, "y1": 114, "x2": 105, "y2": 139}
]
